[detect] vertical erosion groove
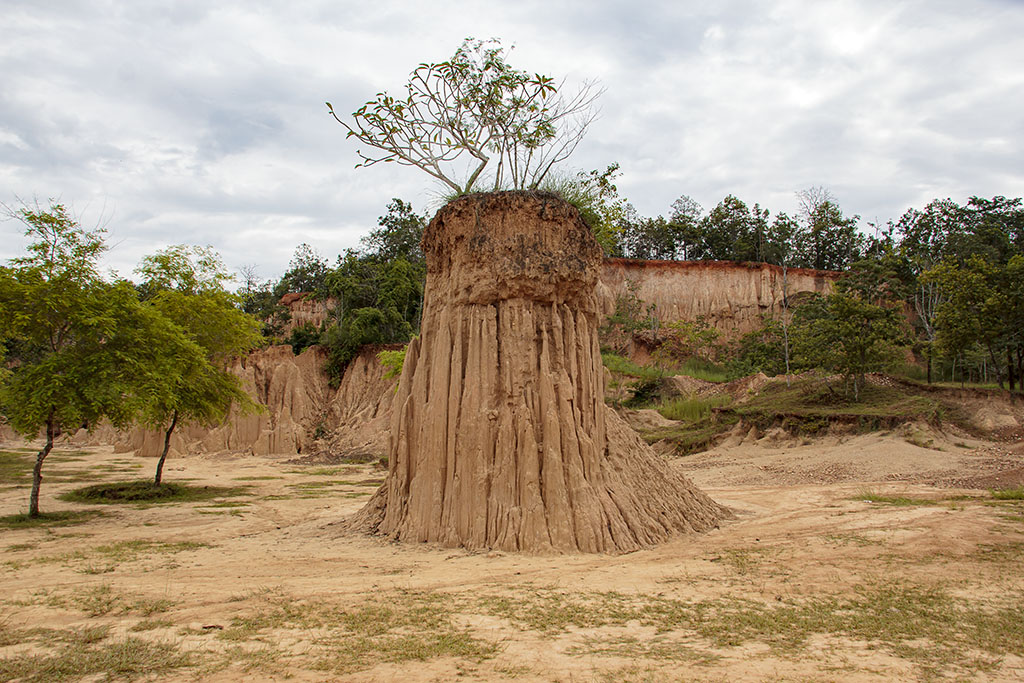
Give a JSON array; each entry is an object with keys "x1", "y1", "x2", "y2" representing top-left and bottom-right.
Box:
[{"x1": 347, "y1": 191, "x2": 727, "y2": 553}]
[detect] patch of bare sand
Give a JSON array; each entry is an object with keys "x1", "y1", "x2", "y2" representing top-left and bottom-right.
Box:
[{"x1": 1, "y1": 437, "x2": 1023, "y2": 681}]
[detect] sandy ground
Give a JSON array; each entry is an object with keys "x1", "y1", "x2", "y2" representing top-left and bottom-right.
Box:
[{"x1": 1, "y1": 429, "x2": 1023, "y2": 682}]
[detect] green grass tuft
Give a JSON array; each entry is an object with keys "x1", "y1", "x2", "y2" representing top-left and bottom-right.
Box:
[
  {"x1": 658, "y1": 395, "x2": 732, "y2": 421},
  {"x1": 672, "y1": 356, "x2": 730, "y2": 383},
  {"x1": 60, "y1": 481, "x2": 248, "y2": 505},
  {"x1": 0, "y1": 636, "x2": 193, "y2": 681},
  {"x1": 601, "y1": 353, "x2": 666, "y2": 381},
  {"x1": 854, "y1": 490, "x2": 939, "y2": 506},
  {"x1": 991, "y1": 487, "x2": 1024, "y2": 500}
]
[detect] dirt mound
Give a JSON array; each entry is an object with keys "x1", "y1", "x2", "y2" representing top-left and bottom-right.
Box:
[
  {"x1": 349, "y1": 192, "x2": 726, "y2": 553},
  {"x1": 722, "y1": 372, "x2": 772, "y2": 401},
  {"x1": 663, "y1": 375, "x2": 718, "y2": 397},
  {"x1": 619, "y1": 408, "x2": 677, "y2": 432}
]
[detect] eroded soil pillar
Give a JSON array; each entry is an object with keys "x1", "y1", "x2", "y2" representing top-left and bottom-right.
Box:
[{"x1": 350, "y1": 191, "x2": 725, "y2": 552}]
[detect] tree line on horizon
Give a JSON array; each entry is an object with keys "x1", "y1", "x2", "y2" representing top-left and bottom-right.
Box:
[{"x1": 239, "y1": 181, "x2": 1022, "y2": 396}]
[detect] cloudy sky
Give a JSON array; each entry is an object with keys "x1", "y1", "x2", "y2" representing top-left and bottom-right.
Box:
[{"x1": 2, "y1": 0, "x2": 1022, "y2": 282}]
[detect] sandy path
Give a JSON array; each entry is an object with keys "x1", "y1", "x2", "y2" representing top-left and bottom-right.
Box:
[{"x1": 1, "y1": 435, "x2": 1023, "y2": 681}]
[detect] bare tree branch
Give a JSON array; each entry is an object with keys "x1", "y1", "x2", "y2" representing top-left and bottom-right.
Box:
[{"x1": 328, "y1": 38, "x2": 601, "y2": 194}]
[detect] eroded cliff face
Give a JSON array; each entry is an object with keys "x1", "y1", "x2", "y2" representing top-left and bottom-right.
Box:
[
  {"x1": 279, "y1": 293, "x2": 332, "y2": 335},
  {"x1": 348, "y1": 191, "x2": 726, "y2": 553},
  {"x1": 71, "y1": 345, "x2": 395, "y2": 459},
  {"x1": 602, "y1": 259, "x2": 839, "y2": 338},
  {"x1": 278, "y1": 260, "x2": 839, "y2": 343}
]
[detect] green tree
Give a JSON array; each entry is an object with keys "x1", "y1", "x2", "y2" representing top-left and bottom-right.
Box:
[
  {"x1": 892, "y1": 200, "x2": 966, "y2": 382},
  {"x1": 727, "y1": 317, "x2": 788, "y2": 377},
  {"x1": 135, "y1": 246, "x2": 263, "y2": 484},
  {"x1": 764, "y1": 212, "x2": 806, "y2": 379},
  {"x1": 791, "y1": 285, "x2": 906, "y2": 399},
  {"x1": 328, "y1": 37, "x2": 601, "y2": 194},
  {"x1": 796, "y1": 187, "x2": 864, "y2": 270},
  {"x1": 667, "y1": 195, "x2": 704, "y2": 260},
  {"x1": 695, "y1": 195, "x2": 769, "y2": 262},
  {"x1": 924, "y1": 254, "x2": 1024, "y2": 390},
  {"x1": 362, "y1": 198, "x2": 426, "y2": 264},
  {"x1": 0, "y1": 204, "x2": 204, "y2": 515},
  {"x1": 274, "y1": 244, "x2": 330, "y2": 299}
]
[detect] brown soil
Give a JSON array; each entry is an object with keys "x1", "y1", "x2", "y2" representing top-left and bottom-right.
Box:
[{"x1": 2, "y1": 428, "x2": 1023, "y2": 681}]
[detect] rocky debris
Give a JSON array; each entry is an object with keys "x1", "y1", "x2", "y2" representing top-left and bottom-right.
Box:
[{"x1": 347, "y1": 191, "x2": 726, "y2": 553}]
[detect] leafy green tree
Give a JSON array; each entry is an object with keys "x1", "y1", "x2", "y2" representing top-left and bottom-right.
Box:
[
  {"x1": 135, "y1": 246, "x2": 262, "y2": 484},
  {"x1": 796, "y1": 187, "x2": 864, "y2": 270},
  {"x1": 0, "y1": 204, "x2": 204, "y2": 515},
  {"x1": 322, "y1": 306, "x2": 413, "y2": 381},
  {"x1": 135, "y1": 244, "x2": 232, "y2": 298},
  {"x1": 667, "y1": 195, "x2": 704, "y2": 260},
  {"x1": 317, "y1": 199, "x2": 428, "y2": 382},
  {"x1": 924, "y1": 254, "x2": 1024, "y2": 390},
  {"x1": 762, "y1": 212, "x2": 806, "y2": 380},
  {"x1": 727, "y1": 317, "x2": 788, "y2": 378},
  {"x1": 790, "y1": 288, "x2": 906, "y2": 399},
  {"x1": 694, "y1": 195, "x2": 769, "y2": 262},
  {"x1": 274, "y1": 244, "x2": 330, "y2": 299},
  {"x1": 619, "y1": 207, "x2": 674, "y2": 260},
  {"x1": 362, "y1": 198, "x2": 426, "y2": 264},
  {"x1": 891, "y1": 200, "x2": 966, "y2": 382},
  {"x1": 328, "y1": 37, "x2": 601, "y2": 193}
]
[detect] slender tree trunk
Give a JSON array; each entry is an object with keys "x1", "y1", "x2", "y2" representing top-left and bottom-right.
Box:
[
  {"x1": 29, "y1": 412, "x2": 56, "y2": 517},
  {"x1": 1017, "y1": 345, "x2": 1023, "y2": 395},
  {"x1": 1007, "y1": 346, "x2": 1016, "y2": 392},
  {"x1": 988, "y1": 345, "x2": 1005, "y2": 389},
  {"x1": 781, "y1": 264, "x2": 791, "y2": 386},
  {"x1": 154, "y1": 410, "x2": 178, "y2": 486},
  {"x1": 926, "y1": 350, "x2": 932, "y2": 385}
]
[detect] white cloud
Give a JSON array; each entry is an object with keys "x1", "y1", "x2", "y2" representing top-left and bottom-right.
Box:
[{"x1": 2, "y1": 0, "x2": 1023, "y2": 278}]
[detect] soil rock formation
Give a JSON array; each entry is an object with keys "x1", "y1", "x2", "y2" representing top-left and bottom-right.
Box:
[
  {"x1": 349, "y1": 192, "x2": 726, "y2": 553},
  {"x1": 279, "y1": 293, "x2": 333, "y2": 335},
  {"x1": 602, "y1": 258, "x2": 839, "y2": 340},
  {"x1": 68, "y1": 345, "x2": 395, "y2": 460}
]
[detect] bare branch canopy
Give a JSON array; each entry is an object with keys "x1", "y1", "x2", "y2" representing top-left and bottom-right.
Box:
[{"x1": 327, "y1": 38, "x2": 602, "y2": 194}]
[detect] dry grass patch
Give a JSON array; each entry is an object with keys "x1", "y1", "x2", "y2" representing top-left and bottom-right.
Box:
[
  {"x1": 0, "y1": 634, "x2": 194, "y2": 682},
  {"x1": 0, "y1": 510, "x2": 102, "y2": 530},
  {"x1": 475, "y1": 583, "x2": 1024, "y2": 677},
  {"x1": 216, "y1": 589, "x2": 498, "y2": 675},
  {"x1": 33, "y1": 584, "x2": 177, "y2": 618}
]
